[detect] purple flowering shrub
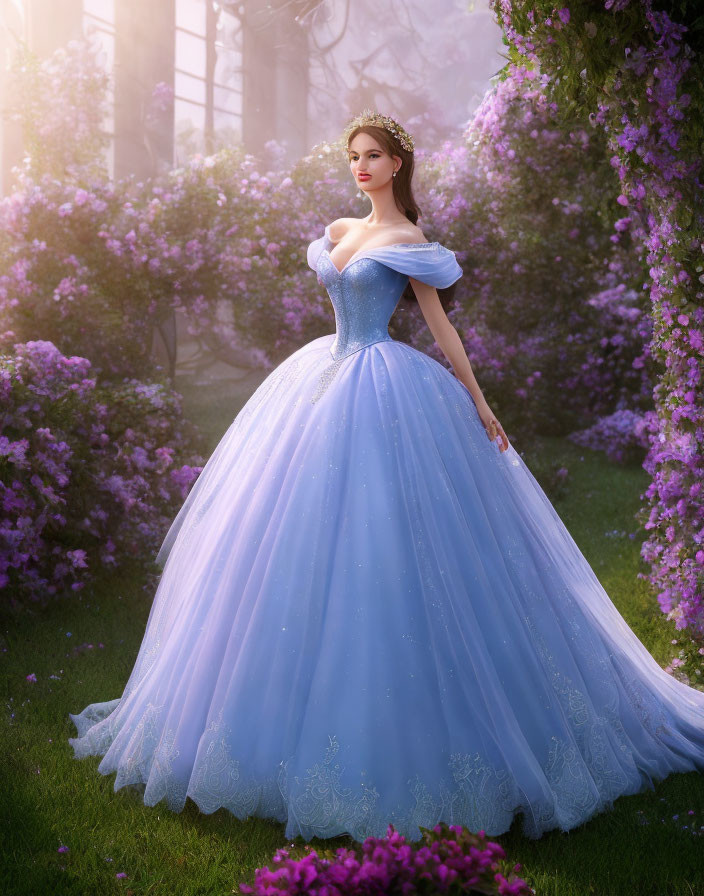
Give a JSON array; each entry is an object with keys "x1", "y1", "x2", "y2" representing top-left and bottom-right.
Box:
[
  {"x1": 1, "y1": 38, "x2": 275, "y2": 379},
  {"x1": 561, "y1": 281, "x2": 654, "y2": 418},
  {"x1": 0, "y1": 335, "x2": 204, "y2": 607},
  {"x1": 154, "y1": 146, "x2": 344, "y2": 366},
  {"x1": 0, "y1": 160, "x2": 277, "y2": 383},
  {"x1": 0, "y1": 142, "x2": 349, "y2": 380},
  {"x1": 4, "y1": 36, "x2": 111, "y2": 186},
  {"x1": 637, "y1": 402, "x2": 704, "y2": 633},
  {"x1": 238, "y1": 822, "x2": 533, "y2": 896},
  {"x1": 561, "y1": 280, "x2": 655, "y2": 465},
  {"x1": 567, "y1": 408, "x2": 654, "y2": 465},
  {"x1": 1, "y1": 172, "x2": 153, "y2": 381}
]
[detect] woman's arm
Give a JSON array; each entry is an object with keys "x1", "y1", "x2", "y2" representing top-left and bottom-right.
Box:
[
  {"x1": 411, "y1": 278, "x2": 510, "y2": 451},
  {"x1": 411, "y1": 277, "x2": 484, "y2": 403}
]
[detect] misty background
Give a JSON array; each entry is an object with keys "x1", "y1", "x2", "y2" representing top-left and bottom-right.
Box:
[{"x1": 0, "y1": 0, "x2": 506, "y2": 191}]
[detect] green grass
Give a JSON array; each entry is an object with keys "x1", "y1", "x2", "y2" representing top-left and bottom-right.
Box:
[{"x1": 2, "y1": 388, "x2": 704, "y2": 896}]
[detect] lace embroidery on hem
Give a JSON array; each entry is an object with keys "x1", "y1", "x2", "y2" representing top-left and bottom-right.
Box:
[{"x1": 67, "y1": 694, "x2": 685, "y2": 843}]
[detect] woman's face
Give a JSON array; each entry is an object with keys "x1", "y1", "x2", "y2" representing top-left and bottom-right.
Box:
[{"x1": 348, "y1": 132, "x2": 400, "y2": 194}]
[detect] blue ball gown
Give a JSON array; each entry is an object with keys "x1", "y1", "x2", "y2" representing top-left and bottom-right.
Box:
[{"x1": 68, "y1": 224, "x2": 704, "y2": 843}]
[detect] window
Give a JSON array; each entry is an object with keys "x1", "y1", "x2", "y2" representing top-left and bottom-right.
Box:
[
  {"x1": 83, "y1": 0, "x2": 115, "y2": 178},
  {"x1": 174, "y1": 0, "x2": 243, "y2": 163}
]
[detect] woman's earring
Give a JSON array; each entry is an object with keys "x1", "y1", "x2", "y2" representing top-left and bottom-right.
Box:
[{"x1": 392, "y1": 170, "x2": 397, "y2": 177}]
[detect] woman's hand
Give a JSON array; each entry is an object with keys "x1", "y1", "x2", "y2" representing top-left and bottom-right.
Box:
[{"x1": 475, "y1": 398, "x2": 510, "y2": 452}]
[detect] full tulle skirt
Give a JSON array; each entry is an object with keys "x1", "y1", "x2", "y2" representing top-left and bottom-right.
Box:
[{"x1": 68, "y1": 333, "x2": 704, "y2": 842}]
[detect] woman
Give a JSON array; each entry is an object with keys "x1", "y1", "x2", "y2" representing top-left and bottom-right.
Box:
[{"x1": 69, "y1": 109, "x2": 704, "y2": 844}]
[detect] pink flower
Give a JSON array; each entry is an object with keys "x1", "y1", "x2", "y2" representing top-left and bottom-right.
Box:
[{"x1": 26, "y1": 672, "x2": 37, "y2": 683}]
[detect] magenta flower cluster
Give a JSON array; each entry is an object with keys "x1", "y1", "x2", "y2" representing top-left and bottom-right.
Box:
[
  {"x1": 238, "y1": 822, "x2": 533, "y2": 895},
  {"x1": 0, "y1": 334, "x2": 204, "y2": 605}
]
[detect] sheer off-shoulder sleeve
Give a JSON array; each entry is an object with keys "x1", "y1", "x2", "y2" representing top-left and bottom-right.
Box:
[
  {"x1": 363, "y1": 242, "x2": 463, "y2": 289},
  {"x1": 306, "y1": 223, "x2": 463, "y2": 287}
]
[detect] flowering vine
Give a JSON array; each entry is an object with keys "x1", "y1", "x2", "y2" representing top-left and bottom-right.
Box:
[{"x1": 490, "y1": 0, "x2": 704, "y2": 635}]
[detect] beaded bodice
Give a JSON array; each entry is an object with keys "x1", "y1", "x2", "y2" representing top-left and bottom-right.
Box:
[{"x1": 307, "y1": 224, "x2": 463, "y2": 362}]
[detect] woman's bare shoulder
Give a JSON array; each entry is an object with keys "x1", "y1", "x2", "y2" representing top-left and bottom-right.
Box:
[
  {"x1": 399, "y1": 222, "x2": 429, "y2": 244},
  {"x1": 375, "y1": 219, "x2": 428, "y2": 245},
  {"x1": 327, "y1": 217, "x2": 357, "y2": 244}
]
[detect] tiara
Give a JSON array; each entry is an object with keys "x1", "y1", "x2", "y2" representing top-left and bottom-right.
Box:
[{"x1": 342, "y1": 108, "x2": 415, "y2": 153}]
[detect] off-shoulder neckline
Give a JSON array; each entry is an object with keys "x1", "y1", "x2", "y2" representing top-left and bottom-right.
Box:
[{"x1": 322, "y1": 223, "x2": 441, "y2": 275}]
